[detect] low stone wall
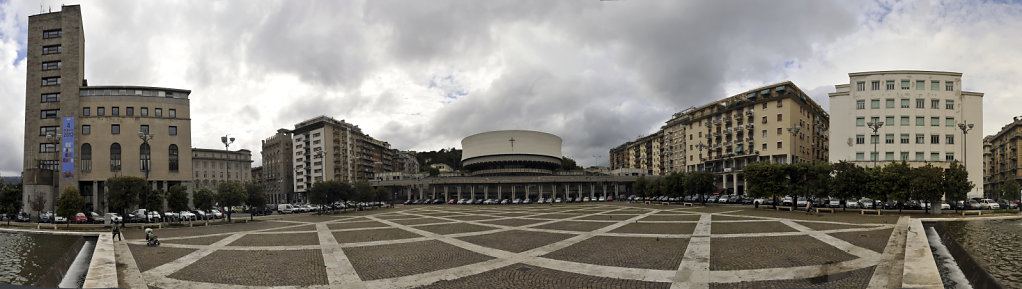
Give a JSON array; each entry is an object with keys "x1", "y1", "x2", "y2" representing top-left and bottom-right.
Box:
[
  {"x1": 901, "y1": 219, "x2": 943, "y2": 288},
  {"x1": 0, "y1": 228, "x2": 118, "y2": 288}
]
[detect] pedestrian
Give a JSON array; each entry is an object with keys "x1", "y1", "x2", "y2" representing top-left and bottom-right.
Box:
[
  {"x1": 112, "y1": 221, "x2": 121, "y2": 241},
  {"x1": 806, "y1": 198, "x2": 814, "y2": 215}
]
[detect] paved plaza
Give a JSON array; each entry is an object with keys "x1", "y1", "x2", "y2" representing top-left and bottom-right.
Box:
[{"x1": 114, "y1": 203, "x2": 909, "y2": 288}]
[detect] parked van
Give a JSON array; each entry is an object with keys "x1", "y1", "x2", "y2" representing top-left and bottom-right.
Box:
[{"x1": 277, "y1": 204, "x2": 294, "y2": 214}]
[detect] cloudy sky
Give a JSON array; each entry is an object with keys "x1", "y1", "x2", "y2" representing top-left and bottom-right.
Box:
[{"x1": 1, "y1": 0, "x2": 1021, "y2": 176}]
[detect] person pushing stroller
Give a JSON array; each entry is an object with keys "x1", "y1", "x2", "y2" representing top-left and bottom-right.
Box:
[{"x1": 145, "y1": 227, "x2": 160, "y2": 246}]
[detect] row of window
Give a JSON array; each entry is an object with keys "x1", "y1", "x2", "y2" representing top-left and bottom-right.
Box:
[
  {"x1": 79, "y1": 88, "x2": 188, "y2": 99},
  {"x1": 855, "y1": 116, "x2": 956, "y2": 127},
  {"x1": 855, "y1": 80, "x2": 954, "y2": 91},
  {"x1": 855, "y1": 151, "x2": 955, "y2": 162},
  {"x1": 194, "y1": 171, "x2": 241, "y2": 179},
  {"x1": 66, "y1": 143, "x2": 179, "y2": 172},
  {"x1": 42, "y1": 44, "x2": 61, "y2": 55},
  {"x1": 81, "y1": 106, "x2": 176, "y2": 118},
  {"x1": 856, "y1": 99, "x2": 954, "y2": 110},
  {"x1": 854, "y1": 134, "x2": 955, "y2": 145},
  {"x1": 43, "y1": 29, "x2": 61, "y2": 39}
]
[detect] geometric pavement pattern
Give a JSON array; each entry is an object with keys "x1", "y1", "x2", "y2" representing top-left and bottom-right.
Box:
[{"x1": 123, "y1": 203, "x2": 907, "y2": 289}]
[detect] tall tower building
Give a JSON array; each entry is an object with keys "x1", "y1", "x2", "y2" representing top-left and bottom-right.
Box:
[
  {"x1": 22, "y1": 5, "x2": 193, "y2": 214},
  {"x1": 291, "y1": 116, "x2": 393, "y2": 198}
]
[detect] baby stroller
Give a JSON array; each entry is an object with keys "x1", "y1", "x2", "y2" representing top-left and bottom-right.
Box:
[{"x1": 145, "y1": 228, "x2": 160, "y2": 247}]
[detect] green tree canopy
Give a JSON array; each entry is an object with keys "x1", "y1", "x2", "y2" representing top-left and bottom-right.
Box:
[
  {"x1": 0, "y1": 180, "x2": 23, "y2": 225},
  {"x1": 353, "y1": 181, "x2": 374, "y2": 202},
  {"x1": 863, "y1": 167, "x2": 885, "y2": 202},
  {"x1": 831, "y1": 161, "x2": 867, "y2": 203},
  {"x1": 193, "y1": 188, "x2": 215, "y2": 211},
  {"x1": 685, "y1": 171, "x2": 716, "y2": 202},
  {"x1": 632, "y1": 176, "x2": 648, "y2": 197},
  {"x1": 166, "y1": 185, "x2": 190, "y2": 213},
  {"x1": 140, "y1": 188, "x2": 164, "y2": 212},
  {"x1": 664, "y1": 172, "x2": 686, "y2": 198},
  {"x1": 57, "y1": 187, "x2": 86, "y2": 226},
  {"x1": 784, "y1": 162, "x2": 809, "y2": 200},
  {"x1": 744, "y1": 162, "x2": 785, "y2": 199},
  {"x1": 912, "y1": 164, "x2": 945, "y2": 213},
  {"x1": 106, "y1": 176, "x2": 146, "y2": 215},
  {"x1": 881, "y1": 161, "x2": 912, "y2": 203},
  {"x1": 216, "y1": 181, "x2": 247, "y2": 221},
  {"x1": 806, "y1": 162, "x2": 833, "y2": 199},
  {"x1": 1001, "y1": 179, "x2": 1021, "y2": 201},
  {"x1": 942, "y1": 161, "x2": 973, "y2": 203},
  {"x1": 560, "y1": 157, "x2": 580, "y2": 171}
]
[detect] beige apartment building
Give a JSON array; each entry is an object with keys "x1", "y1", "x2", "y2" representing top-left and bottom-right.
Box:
[
  {"x1": 611, "y1": 81, "x2": 829, "y2": 194},
  {"x1": 22, "y1": 5, "x2": 193, "y2": 214},
  {"x1": 291, "y1": 116, "x2": 395, "y2": 196},
  {"x1": 983, "y1": 117, "x2": 1022, "y2": 198},
  {"x1": 260, "y1": 129, "x2": 294, "y2": 204},
  {"x1": 829, "y1": 70, "x2": 983, "y2": 198},
  {"x1": 191, "y1": 148, "x2": 253, "y2": 191}
]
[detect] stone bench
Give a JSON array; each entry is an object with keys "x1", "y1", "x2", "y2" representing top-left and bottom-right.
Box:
[
  {"x1": 660, "y1": 202, "x2": 671, "y2": 205},
  {"x1": 815, "y1": 207, "x2": 835, "y2": 214},
  {"x1": 961, "y1": 210, "x2": 982, "y2": 216},
  {"x1": 682, "y1": 202, "x2": 694, "y2": 207},
  {"x1": 860, "y1": 209, "x2": 882, "y2": 215},
  {"x1": 776, "y1": 206, "x2": 793, "y2": 211}
]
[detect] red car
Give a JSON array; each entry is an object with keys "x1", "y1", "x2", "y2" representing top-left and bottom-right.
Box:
[
  {"x1": 447, "y1": 199, "x2": 457, "y2": 204},
  {"x1": 73, "y1": 212, "x2": 88, "y2": 224}
]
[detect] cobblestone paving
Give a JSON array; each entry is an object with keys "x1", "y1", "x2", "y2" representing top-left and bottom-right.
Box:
[
  {"x1": 796, "y1": 221, "x2": 874, "y2": 231},
  {"x1": 263, "y1": 224, "x2": 317, "y2": 232},
  {"x1": 711, "y1": 214, "x2": 761, "y2": 221},
  {"x1": 479, "y1": 218, "x2": 549, "y2": 227},
  {"x1": 343, "y1": 240, "x2": 495, "y2": 280},
  {"x1": 576, "y1": 214, "x2": 639, "y2": 221},
  {"x1": 333, "y1": 228, "x2": 423, "y2": 243},
  {"x1": 457, "y1": 230, "x2": 573, "y2": 253},
  {"x1": 543, "y1": 236, "x2": 688, "y2": 270},
  {"x1": 391, "y1": 217, "x2": 450, "y2": 226},
  {"x1": 227, "y1": 232, "x2": 320, "y2": 246},
  {"x1": 710, "y1": 235, "x2": 858, "y2": 270},
  {"x1": 132, "y1": 221, "x2": 293, "y2": 238},
  {"x1": 610, "y1": 222, "x2": 697, "y2": 234},
  {"x1": 710, "y1": 221, "x2": 799, "y2": 234},
  {"x1": 168, "y1": 249, "x2": 328, "y2": 286},
  {"x1": 416, "y1": 263, "x2": 672, "y2": 289},
  {"x1": 640, "y1": 214, "x2": 702, "y2": 221},
  {"x1": 534, "y1": 220, "x2": 614, "y2": 232},
  {"x1": 445, "y1": 214, "x2": 498, "y2": 221},
  {"x1": 160, "y1": 235, "x2": 227, "y2": 245},
  {"x1": 415, "y1": 223, "x2": 499, "y2": 235},
  {"x1": 709, "y1": 265, "x2": 876, "y2": 289},
  {"x1": 326, "y1": 220, "x2": 388, "y2": 230},
  {"x1": 127, "y1": 244, "x2": 196, "y2": 272},
  {"x1": 828, "y1": 228, "x2": 895, "y2": 253}
]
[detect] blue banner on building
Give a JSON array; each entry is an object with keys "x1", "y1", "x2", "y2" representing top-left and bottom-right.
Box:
[{"x1": 61, "y1": 117, "x2": 75, "y2": 180}]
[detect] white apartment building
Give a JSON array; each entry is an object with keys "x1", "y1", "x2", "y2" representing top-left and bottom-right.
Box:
[{"x1": 829, "y1": 70, "x2": 983, "y2": 198}]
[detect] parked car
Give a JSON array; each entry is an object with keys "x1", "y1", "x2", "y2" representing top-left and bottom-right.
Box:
[
  {"x1": 967, "y1": 199, "x2": 983, "y2": 209},
  {"x1": 179, "y1": 211, "x2": 196, "y2": 221},
  {"x1": 845, "y1": 199, "x2": 859, "y2": 209},
  {"x1": 980, "y1": 199, "x2": 1000, "y2": 210},
  {"x1": 39, "y1": 211, "x2": 53, "y2": 223},
  {"x1": 163, "y1": 211, "x2": 180, "y2": 222},
  {"x1": 53, "y1": 214, "x2": 68, "y2": 223},
  {"x1": 829, "y1": 198, "x2": 841, "y2": 208},
  {"x1": 86, "y1": 212, "x2": 104, "y2": 224},
  {"x1": 780, "y1": 196, "x2": 793, "y2": 206},
  {"x1": 941, "y1": 202, "x2": 951, "y2": 210},
  {"x1": 522, "y1": 198, "x2": 532, "y2": 204},
  {"x1": 16, "y1": 211, "x2": 31, "y2": 222},
  {"x1": 73, "y1": 212, "x2": 88, "y2": 224},
  {"x1": 796, "y1": 197, "x2": 808, "y2": 207},
  {"x1": 860, "y1": 198, "x2": 875, "y2": 209}
]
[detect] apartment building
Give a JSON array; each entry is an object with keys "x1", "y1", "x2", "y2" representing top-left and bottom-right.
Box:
[
  {"x1": 291, "y1": 116, "x2": 394, "y2": 194},
  {"x1": 609, "y1": 130, "x2": 664, "y2": 175},
  {"x1": 983, "y1": 117, "x2": 1022, "y2": 198},
  {"x1": 191, "y1": 148, "x2": 253, "y2": 191},
  {"x1": 22, "y1": 5, "x2": 193, "y2": 214},
  {"x1": 829, "y1": 70, "x2": 983, "y2": 198},
  {"x1": 260, "y1": 129, "x2": 294, "y2": 204}
]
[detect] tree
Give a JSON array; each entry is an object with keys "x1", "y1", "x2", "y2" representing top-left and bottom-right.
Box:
[
  {"x1": 166, "y1": 185, "x2": 190, "y2": 216},
  {"x1": 664, "y1": 172, "x2": 686, "y2": 198},
  {"x1": 106, "y1": 176, "x2": 146, "y2": 217},
  {"x1": 216, "y1": 181, "x2": 247, "y2": 222},
  {"x1": 245, "y1": 183, "x2": 267, "y2": 220},
  {"x1": 943, "y1": 161, "x2": 973, "y2": 207},
  {"x1": 863, "y1": 167, "x2": 884, "y2": 208},
  {"x1": 1001, "y1": 179, "x2": 1021, "y2": 201},
  {"x1": 140, "y1": 188, "x2": 165, "y2": 213},
  {"x1": 561, "y1": 157, "x2": 580, "y2": 171},
  {"x1": 806, "y1": 162, "x2": 833, "y2": 200},
  {"x1": 832, "y1": 161, "x2": 866, "y2": 211},
  {"x1": 0, "y1": 180, "x2": 23, "y2": 226},
  {"x1": 373, "y1": 186, "x2": 390, "y2": 206},
  {"x1": 193, "y1": 188, "x2": 215, "y2": 212},
  {"x1": 354, "y1": 181, "x2": 374, "y2": 202},
  {"x1": 685, "y1": 171, "x2": 716, "y2": 204},
  {"x1": 783, "y1": 163, "x2": 810, "y2": 209},
  {"x1": 912, "y1": 164, "x2": 945, "y2": 214},
  {"x1": 29, "y1": 194, "x2": 45, "y2": 221},
  {"x1": 632, "y1": 176, "x2": 648, "y2": 198},
  {"x1": 56, "y1": 187, "x2": 86, "y2": 228},
  {"x1": 881, "y1": 161, "x2": 912, "y2": 213},
  {"x1": 744, "y1": 162, "x2": 785, "y2": 208}
]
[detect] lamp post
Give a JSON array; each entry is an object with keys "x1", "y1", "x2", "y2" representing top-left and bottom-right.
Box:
[
  {"x1": 958, "y1": 122, "x2": 974, "y2": 196},
  {"x1": 138, "y1": 131, "x2": 153, "y2": 212},
  {"x1": 866, "y1": 121, "x2": 884, "y2": 167},
  {"x1": 695, "y1": 141, "x2": 707, "y2": 172},
  {"x1": 787, "y1": 125, "x2": 802, "y2": 164},
  {"x1": 221, "y1": 135, "x2": 235, "y2": 182}
]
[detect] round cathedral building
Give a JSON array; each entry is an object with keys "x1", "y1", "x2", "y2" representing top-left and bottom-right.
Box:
[{"x1": 461, "y1": 130, "x2": 562, "y2": 176}]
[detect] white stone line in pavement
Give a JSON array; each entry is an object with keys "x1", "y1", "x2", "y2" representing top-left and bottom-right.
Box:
[
  {"x1": 780, "y1": 220, "x2": 881, "y2": 260},
  {"x1": 316, "y1": 223, "x2": 363, "y2": 286},
  {"x1": 143, "y1": 234, "x2": 245, "y2": 278},
  {"x1": 866, "y1": 216, "x2": 909, "y2": 289},
  {"x1": 708, "y1": 255, "x2": 881, "y2": 283},
  {"x1": 672, "y1": 213, "x2": 711, "y2": 289},
  {"x1": 710, "y1": 226, "x2": 894, "y2": 239},
  {"x1": 522, "y1": 257, "x2": 675, "y2": 282},
  {"x1": 361, "y1": 258, "x2": 520, "y2": 289},
  {"x1": 113, "y1": 238, "x2": 149, "y2": 289},
  {"x1": 337, "y1": 237, "x2": 434, "y2": 248}
]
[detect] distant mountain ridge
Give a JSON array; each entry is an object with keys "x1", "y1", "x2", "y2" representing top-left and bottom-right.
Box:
[{"x1": 1, "y1": 176, "x2": 21, "y2": 184}]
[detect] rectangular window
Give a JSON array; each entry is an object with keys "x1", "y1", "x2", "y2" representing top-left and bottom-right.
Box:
[
  {"x1": 41, "y1": 61, "x2": 60, "y2": 70},
  {"x1": 856, "y1": 100, "x2": 865, "y2": 110},
  {"x1": 886, "y1": 152, "x2": 895, "y2": 160},
  {"x1": 871, "y1": 135, "x2": 879, "y2": 144},
  {"x1": 169, "y1": 126, "x2": 178, "y2": 136},
  {"x1": 931, "y1": 135, "x2": 940, "y2": 144},
  {"x1": 856, "y1": 152, "x2": 865, "y2": 161},
  {"x1": 761, "y1": 130, "x2": 766, "y2": 137},
  {"x1": 97, "y1": 107, "x2": 105, "y2": 116},
  {"x1": 40, "y1": 93, "x2": 59, "y2": 102},
  {"x1": 886, "y1": 99, "x2": 895, "y2": 108},
  {"x1": 40, "y1": 109, "x2": 58, "y2": 119},
  {"x1": 946, "y1": 100, "x2": 954, "y2": 110},
  {"x1": 126, "y1": 107, "x2": 134, "y2": 116},
  {"x1": 856, "y1": 135, "x2": 865, "y2": 144},
  {"x1": 169, "y1": 109, "x2": 176, "y2": 118},
  {"x1": 946, "y1": 81, "x2": 954, "y2": 91},
  {"x1": 41, "y1": 45, "x2": 61, "y2": 54},
  {"x1": 946, "y1": 117, "x2": 955, "y2": 127},
  {"x1": 39, "y1": 126, "x2": 57, "y2": 136},
  {"x1": 932, "y1": 81, "x2": 940, "y2": 90},
  {"x1": 886, "y1": 116, "x2": 894, "y2": 126},
  {"x1": 901, "y1": 134, "x2": 909, "y2": 144},
  {"x1": 931, "y1": 153, "x2": 940, "y2": 161},
  {"x1": 42, "y1": 29, "x2": 61, "y2": 39},
  {"x1": 931, "y1": 99, "x2": 940, "y2": 109},
  {"x1": 140, "y1": 125, "x2": 149, "y2": 135},
  {"x1": 777, "y1": 100, "x2": 782, "y2": 108},
  {"x1": 111, "y1": 107, "x2": 119, "y2": 116},
  {"x1": 885, "y1": 134, "x2": 894, "y2": 144},
  {"x1": 916, "y1": 117, "x2": 924, "y2": 126},
  {"x1": 41, "y1": 77, "x2": 60, "y2": 86},
  {"x1": 111, "y1": 124, "x2": 120, "y2": 135},
  {"x1": 141, "y1": 107, "x2": 149, "y2": 117},
  {"x1": 901, "y1": 152, "x2": 909, "y2": 160},
  {"x1": 777, "y1": 142, "x2": 782, "y2": 149},
  {"x1": 777, "y1": 128, "x2": 782, "y2": 135},
  {"x1": 931, "y1": 117, "x2": 939, "y2": 126},
  {"x1": 39, "y1": 143, "x2": 57, "y2": 153},
  {"x1": 901, "y1": 80, "x2": 910, "y2": 90},
  {"x1": 916, "y1": 134, "x2": 925, "y2": 144},
  {"x1": 916, "y1": 152, "x2": 924, "y2": 161},
  {"x1": 82, "y1": 125, "x2": 90, "y2": 135},
  {"x1": 82, "y1": 107, "x2": 90, "y2": 116},
  {"x1": 886, "y1": 80, "x2": 895, "y2": 90},
  {"x1": 916, "y1": 80, "x2": 925, "y2": 90},
  {"x1": 946, "y1": 153, "x2": 955, "y2": 161},
  {"x1": 856, "y1": 117, "x2": 865, "y2": 127},
  {"x1": 901, "y1": 99, "x2": 909, "y2": 108},
  {"x1": 871, "y1": 117, "x2": 880, "y2": 124},
  {"x1": 155, "y1": 108, "x2": 162, "y2": 117},
  {"x1": 871, "y1": 81, "x2": 880, "y2": 90},
  {"x1": 946, "y1": 135, "x2": 954, "y2": 144},
  {"x1": 901, "y1": 116, "x2": 909, "y2": 126},
  {"x1": 856, "y1": 82, "x2": 865, "y2": 91},
  {"x1": 871, "y1": 152, "x2": 878, "y2": 161},
  {"x1": 916, "y1": 98, "x2": 925, "y2": 108},
  {"x1": 776, "y1": 114, "x2": 782, "y2": 121},
  {"x1": 871, "y1": 99, "x2": 880, "y2": 109}
]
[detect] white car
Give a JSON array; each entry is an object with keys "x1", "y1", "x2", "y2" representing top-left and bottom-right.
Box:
[
  {"x1": 179, "y1": 211, "x2": 196, "y2": 221},
  {"x1": 105, "y1": 213, "x2": 122, "y2": 223},
  {"x1": 796, "y1": 197, "x2": 808, "y2": 207},
  {"x1": 829, "y1": 198, "x2": 841, "y2": 208},
  {"x1": 163, "y1": 211, "x2": 180, "y2": 221},
  {"x1": 941, "y1": 202, "x2": 951, "y2": 210},
  {"x1": 860, "y1": 198, "x2": 875, "y2": 209},
  {"x1": 54, "y1": 215, "x2": 68, "y2": 223},
  {"x1": 980, "y1": 199, "x2": 1000, "y2": 210},
  {"x1": 210, "y1": 209, "x2": 224, "y2": 219},
  {"x1": 845, "y1": 200, "x2": 859, "y2": 208}
]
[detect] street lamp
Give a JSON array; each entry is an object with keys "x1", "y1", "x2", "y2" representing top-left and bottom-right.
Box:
[
  {"x1": 958, "y1": 122, "x2": 974, "y2": 195},
  {"x1": 866, "y1": 121, "x2": 884, "y2": 167},
  {"x1": 787, "y1": 125, "x2": 801, "y2": 164},
  {"x1": 221, "y1": 135, "x2": 235, "y2": 182},
  {"x1": 138, "y1": 131, "x2": 153, "y2": 212},
  {"x1": 695, "y1": 141, "x2": 707, "y2": 172}
]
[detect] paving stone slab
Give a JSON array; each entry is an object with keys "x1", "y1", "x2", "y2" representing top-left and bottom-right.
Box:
[
  {"x1": 542, "y1": 236, "x2": 688, "y2": 270},
  {"x1": 711, "y1": 221, "x2": 798, "y2": 234},
  {"x1": 416, "y1": 263, "x2": 672, "y2": 289},
  {"x1": 161, "y1": 235, "x2": 228, "y2": 246},
  {"x1": 168, "y1": 249, "x2": 328, "y2": 286},
  {"x1": 127, "y1": 244, "x2": 196, "y2": 273},
  {"x1": 227, "y1": 232, "x2": 319, "y2": 246},
  {"x1": 710, "y1": 235, "x2": 857, "y2": 271},
  {"x1": 333, "y1": 228, "x2": 423, "y2": 244},
  {"x1": 709, "y1": 265, "x2": 876, "y2": 289},
  {"x1": 415, "y1": 223, "x2": 498, "y2": 235},
  {"x1": 610, "y1": 222, "x2": 697, "y2": 235},
  {"x1": 534, "y1": 221, "x2": 614, "y2": 232},
  {"x1": 479, "y1": 218, "x2": 550, "y2": 227},
  {"x1": 343, "y1": 240, "x2": 495, "y2": 280},
  {"x1": 327, "y1": 221, "x2": 389, "y2": 230},
  {"x1": 795, "y1": 221, "x2": 875, "y2": 231},
  {"x1": 828, "y1": 228, "x2": 894, "y2": 254},
  {"x1": 457, "y1": 230, "x2": 574, "y2": 253}
]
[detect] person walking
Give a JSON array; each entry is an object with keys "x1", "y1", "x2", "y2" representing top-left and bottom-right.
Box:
[{"x1": 112, "y1": 221, "x2": 121, "y2": 241}]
